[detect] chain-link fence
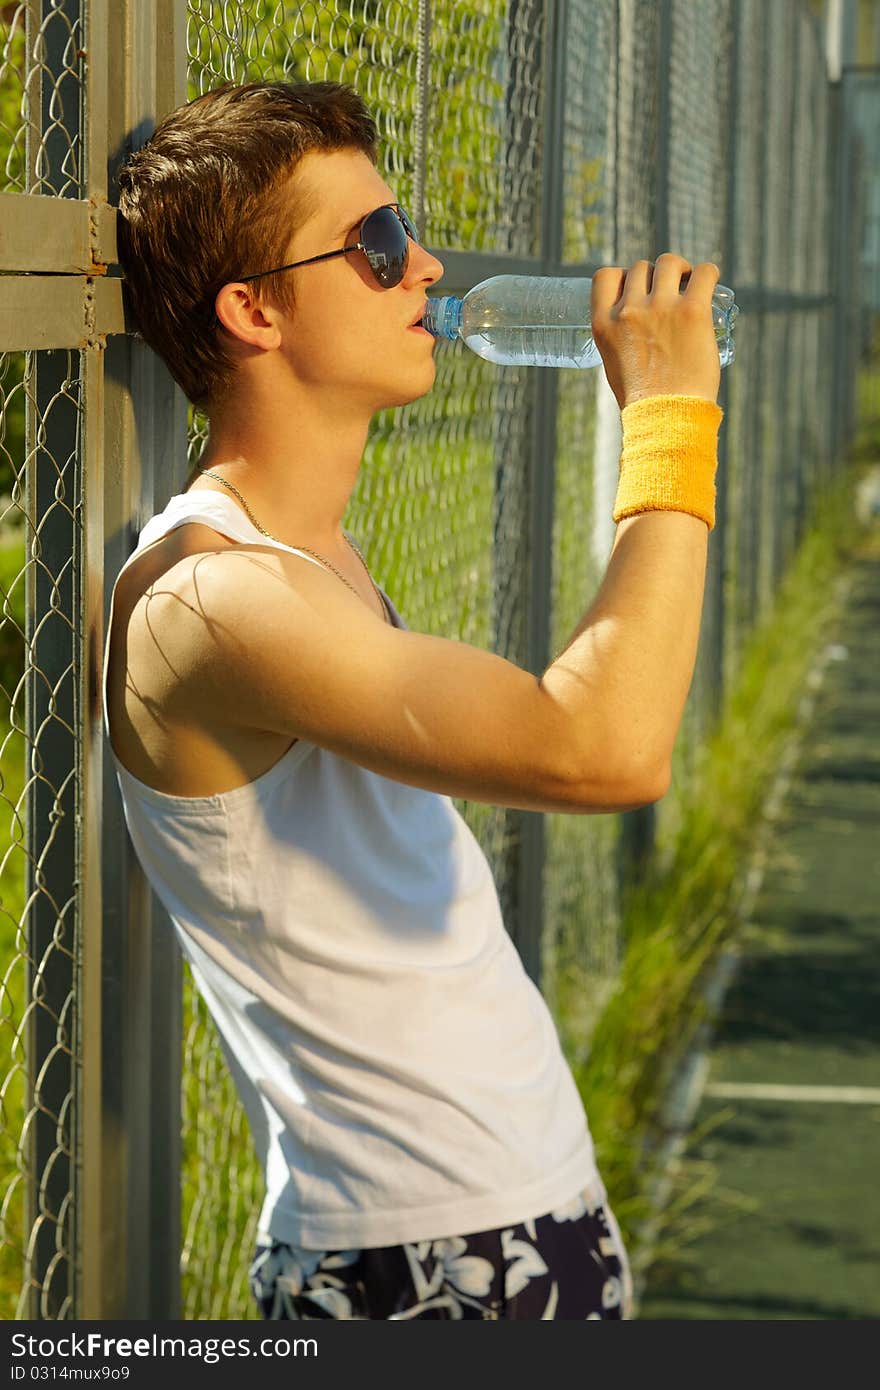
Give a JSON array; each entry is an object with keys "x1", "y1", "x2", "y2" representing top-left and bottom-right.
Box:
[
  {"x1": 0, "y1": 0, "x2": 875, "y2": 1319},
  {"x1": 0, "y1": 0, "x2": 88, "y2": 1321}
]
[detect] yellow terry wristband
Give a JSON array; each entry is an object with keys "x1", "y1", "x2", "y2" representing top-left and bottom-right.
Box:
[{"x1": 613, "y1": 394, "x2": 724, "y2": 532}]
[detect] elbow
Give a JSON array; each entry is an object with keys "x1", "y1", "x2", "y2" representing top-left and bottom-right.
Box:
[
  {"x1": 564, "y1": 755, "x2": 670, "y2": 814},
  {"x1": 616, "y1": 758, "x2": 670, "y2": 810},
  {"x1": 640, "y1": 760, "x2": 671, "y2": 805},
  {"x1": 539, "y1": 687, "x2": 671, "y2": 812},
  {"x1": 632, "y1": 751, "x2": 671, "y2": 805}
]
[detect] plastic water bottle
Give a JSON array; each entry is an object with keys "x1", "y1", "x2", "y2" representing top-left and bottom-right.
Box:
[{"x1": 422, "y1": 274, "x2": 739, "y2": 368}]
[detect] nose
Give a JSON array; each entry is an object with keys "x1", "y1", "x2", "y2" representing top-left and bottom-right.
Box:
[{"x1": 408, "y1": 238, "x2": 444, "y2": 287}]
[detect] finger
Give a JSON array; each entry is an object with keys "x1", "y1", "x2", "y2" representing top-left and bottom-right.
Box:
[
  {"x1": 590, "y1": 267, "x2": 627, "y2": 318},
  {"x1": 650, "y1": 252, "x2": 693, "y2": 299},
  {"x1": 621, "y1": 259, "x2": 653, "y2": 300},
  {"x1": 683, "y1": 261, "x2": 721, "y2": 301}
]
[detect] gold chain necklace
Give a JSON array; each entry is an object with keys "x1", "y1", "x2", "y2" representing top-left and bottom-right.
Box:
[{"x1": 196, "y1": 469, "x2": 390, "y2": 624}]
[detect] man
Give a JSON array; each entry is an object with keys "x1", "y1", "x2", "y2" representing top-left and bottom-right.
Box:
[{"x1": 107, "y1": 79, "x2": 723, "y2": 1320}]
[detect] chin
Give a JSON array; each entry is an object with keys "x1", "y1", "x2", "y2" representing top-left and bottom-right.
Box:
[{"x1": 377, "y1": 366, "x2": 438, "y2": 411}]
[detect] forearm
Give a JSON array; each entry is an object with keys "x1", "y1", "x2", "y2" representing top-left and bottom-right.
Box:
[
  {"x1": 543, "y1": 511, "x2": 709, "y2": 786},
  {"x1": 540, "y1": 395, "x2": 721, "y2": 790}
]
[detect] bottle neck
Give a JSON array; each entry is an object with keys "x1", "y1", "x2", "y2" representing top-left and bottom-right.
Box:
[{"x1": 424, "y1": 295, "x2": 463, "y2": 340}]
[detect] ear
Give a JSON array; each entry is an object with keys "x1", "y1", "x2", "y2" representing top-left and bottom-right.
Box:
[{"x1": 214, "y1": 282, "x2": 282, "y2": 350}]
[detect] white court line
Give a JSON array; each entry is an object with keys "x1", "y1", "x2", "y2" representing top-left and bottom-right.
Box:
[{"x1": 704, "y1": 1082, "x2": 880, "y2": 1105}]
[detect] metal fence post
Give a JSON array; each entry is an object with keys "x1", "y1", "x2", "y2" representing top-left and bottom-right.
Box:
[
  {"x1": 503, "y1": 0, "x2": 566, "y2": 987},
  {"x1": 482, "y1": 0, "x2": 564, "y2": 986},
  {"x1": 792, "y1": 10, "x2": 816, "y2": 549},
  {"x1": 751, "y1": 0, "x2": 771, "y2": 622},
  {"x1": 773, "y1": 0, "x2": 799, "y2": 593},
  {"x1": 653, "y1": 0, "x2": 672, "y2": 256},
  {"x1": 77, "y1": 0, "x2": 188, "y2": 1319},
  {"x1": 412, "y1": 0, "x2": 430, "y2": 244},
  {"x1": 714, "y1": 0, "x2": 740, "y2": 724},
  {"x1": 831, "y1": 75, "x2": 849, "y2": 467},
  {"x1": 843, "y1": 82, "x2": 867, "y2": 455},
  {"x1": 24, "y1": 0, "x2": 84, "y2": 1321}
]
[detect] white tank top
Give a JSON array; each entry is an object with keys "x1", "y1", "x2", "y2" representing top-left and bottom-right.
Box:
[{"x1": 102, "y1": 490, "x2": 604, "y2": 1248}]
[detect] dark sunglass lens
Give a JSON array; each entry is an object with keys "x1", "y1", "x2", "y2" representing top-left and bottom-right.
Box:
[
  {"x1": 399, "y1": 207, "x2": 419, "y2": 241},
  {"x1": 364, "y1": 206, "x2": 409, "y2": 287}
]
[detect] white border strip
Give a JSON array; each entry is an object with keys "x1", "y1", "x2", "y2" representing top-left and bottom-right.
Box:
[{"x1": 704, "y1": 1082, "x2": 880, "y2": 1104}]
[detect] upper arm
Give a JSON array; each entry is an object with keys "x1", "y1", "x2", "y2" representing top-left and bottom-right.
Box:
[{"x1": 146, "y1": 546, "x2": 660, "y2": 815}]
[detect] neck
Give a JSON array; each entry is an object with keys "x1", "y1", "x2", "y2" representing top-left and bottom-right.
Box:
[{"x1": 192, "y1": 386, "x2": 373, "y2": 557}]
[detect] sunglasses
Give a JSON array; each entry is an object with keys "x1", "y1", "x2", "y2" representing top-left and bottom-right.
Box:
[{"x1": 237, "y1": 203, "x2": 420, "y2": 292}]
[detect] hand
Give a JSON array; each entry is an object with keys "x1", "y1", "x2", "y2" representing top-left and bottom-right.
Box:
[{"x1": 590, "y1": 253, "x2": 721, "y2": 410}]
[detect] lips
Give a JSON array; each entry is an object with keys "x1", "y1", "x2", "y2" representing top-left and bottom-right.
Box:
[{"x1": 408, "y1": 303, "x2": 427, "y2": 328}]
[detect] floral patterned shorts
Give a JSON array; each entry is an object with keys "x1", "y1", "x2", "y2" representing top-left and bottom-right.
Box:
[{"x1": 248, "y1": 1186, "x2": 633, "y2": 1320}]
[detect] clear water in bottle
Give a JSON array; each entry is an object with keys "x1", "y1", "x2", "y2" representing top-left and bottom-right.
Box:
[{"x1": 422, "y1": 274, "x2": 739, "y2": 369}]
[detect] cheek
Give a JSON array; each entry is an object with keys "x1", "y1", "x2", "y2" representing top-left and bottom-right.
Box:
[
  {"x1": 286, "y1": 318, "x2": 366, "y2": 382},
  {"x1": 281, "y1": 291, "x2": 420, "y2": 384}
]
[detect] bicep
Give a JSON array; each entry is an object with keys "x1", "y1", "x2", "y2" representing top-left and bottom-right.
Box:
[{"x1": 160, "y1": 549, "x2": 655, "y2": 814}]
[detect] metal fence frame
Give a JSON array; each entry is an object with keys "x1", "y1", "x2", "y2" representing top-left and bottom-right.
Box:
[{"x1": 0, "y1": 0, "x2": 870, "y2": 1318}]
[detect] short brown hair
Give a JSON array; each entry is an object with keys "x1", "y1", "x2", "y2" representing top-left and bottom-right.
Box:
[{"x1": 115, "y1": 81, "x2": 379, "y2": 410}]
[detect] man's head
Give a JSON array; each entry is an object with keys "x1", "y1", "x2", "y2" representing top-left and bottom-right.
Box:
[{"x1": 115, "y1": 81, "x2": 387, "y2": 411}]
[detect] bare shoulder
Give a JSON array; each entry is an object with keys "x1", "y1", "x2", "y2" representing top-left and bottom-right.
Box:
[
  {"x1": 111, "y1": 523, "x2": 243, "y2": 701},
  {"x1": 114, "y1": 521, "x2": 241, "y2": 610},
  {"x1": 115, "y1": 523, "x2": 319, "y2": 640},
  {"x1": 150, "y1": 536, "x2": 386, "y2": 700},
  {"x1": 107, "y1": 522, "x2": 319, "y2": 795},
  {"x1": 117, "y1": 525, "x2": 292, "y2": 694},
  {"x1": 120, "y1": 527, "x2": 388, "y2": 727}
]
